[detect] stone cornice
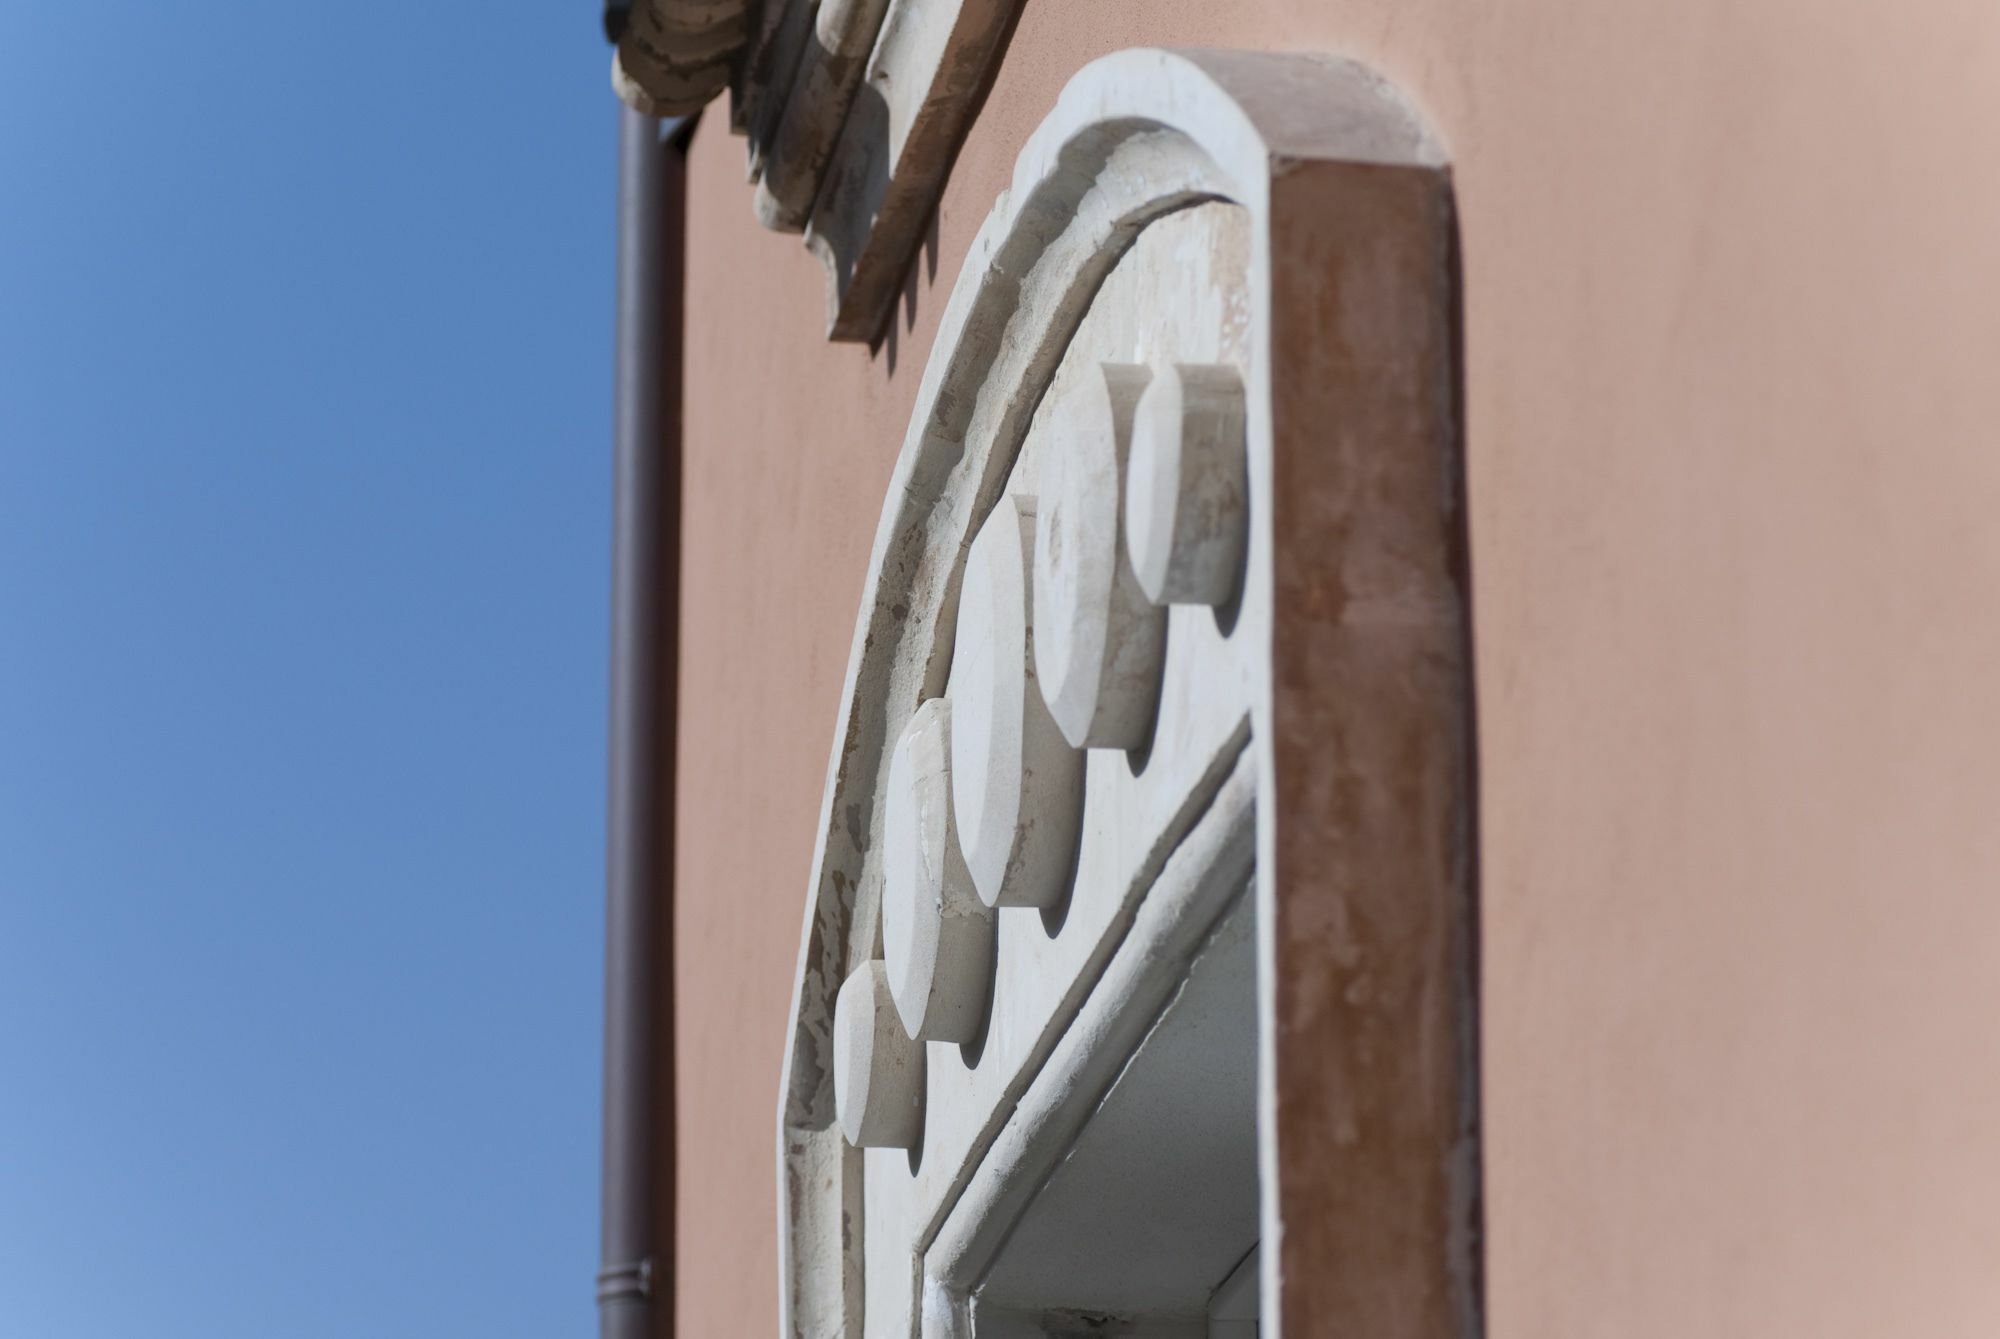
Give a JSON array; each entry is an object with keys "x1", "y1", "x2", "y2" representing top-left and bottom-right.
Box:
[
  {"x1": 614, "y1": 0, "x2": 1023, "y2": 343},
  {"x1": 611, "y1": 0, "x2": 745, "y2": 117}
]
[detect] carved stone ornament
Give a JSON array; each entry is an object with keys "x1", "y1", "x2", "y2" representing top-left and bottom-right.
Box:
[
  {"x1": 610, "y1": 0, "x2": 747, "y2": 119},
  {"x1": 613, "y1": 0, "x2": 1022, "y2": 342},
  {"x1": 778, "y1": 48, "x2": 1478, "y2": 1338}
]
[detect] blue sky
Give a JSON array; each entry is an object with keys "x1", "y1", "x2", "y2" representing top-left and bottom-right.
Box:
[{"x1": 0, "y1": 4, "x2": 616, "y2": 1335}]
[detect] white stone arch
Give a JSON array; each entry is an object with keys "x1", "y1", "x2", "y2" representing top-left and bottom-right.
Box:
[{"x1": 778, "y1": 47, "x2": 1475, "y2": 1339}]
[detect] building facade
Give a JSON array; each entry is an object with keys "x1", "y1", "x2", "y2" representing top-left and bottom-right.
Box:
[{"x1": 600, "y1": 1, "x2": 2000, "y2": 1336}]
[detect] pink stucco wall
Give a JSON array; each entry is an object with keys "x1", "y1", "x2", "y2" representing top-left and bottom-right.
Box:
[{"x1": 674, "y1": 1, "x2": 2000, "y2": 1333}]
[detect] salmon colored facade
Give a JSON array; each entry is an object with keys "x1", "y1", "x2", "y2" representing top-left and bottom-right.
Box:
[{"x1": 662, "y1": 1, "x2": 2000, "y2": 1334}]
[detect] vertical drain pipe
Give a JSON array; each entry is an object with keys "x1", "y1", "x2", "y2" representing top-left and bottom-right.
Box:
[{"x1": 599, "y1": 98, "x2": 689, "y2": 1339}]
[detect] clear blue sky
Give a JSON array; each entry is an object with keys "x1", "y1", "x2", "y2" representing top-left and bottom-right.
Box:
[{"x1": 0, "y1": 4, "x2": 616, "y2": 1335}]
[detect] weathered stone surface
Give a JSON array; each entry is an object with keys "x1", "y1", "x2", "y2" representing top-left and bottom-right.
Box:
[
  {"x1": 777, "y1": 47, "x2": 1472, "y2": 1339},
  {"x1": 1127, "y1": 362, "x2": 1249, "y2": 607},
  {"x1": 804, "y1": 0, "x2": 1022, "y2": 340},
  {"x1": 950, "y1": 493, "x2": 1084, "y2": 909},
  {"x1": 611, "y1": 0, "x2": 746, "y2": 116},
  {"x1": 882, "y1": 698, "x2": 994, "y2": 1043},
  {"x1": 614, "y1": 0, "x2": 1026, "y2": 342},
  {"x1": 833, "y1": 960, "x2": 926, "y2": 1149},
  {"x1": 1033, "y1": 363, "x2": 1167, "y2": 751},
  {"x1": 751, "y1": 0, "x2": 894, "y2": 233}
]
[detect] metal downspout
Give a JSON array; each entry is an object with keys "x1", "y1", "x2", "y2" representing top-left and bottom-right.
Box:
[{"x1": 599, "y1": 104, "x2": 689, "y2": 1339}]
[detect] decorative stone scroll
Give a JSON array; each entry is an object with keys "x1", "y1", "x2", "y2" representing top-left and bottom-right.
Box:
[
  {"x1": 777, "y1": 48, "x2": 1478, "y2": 1338},
  {"x1": 613, "y1": 0, "x2": 1023, "y2": 342}
]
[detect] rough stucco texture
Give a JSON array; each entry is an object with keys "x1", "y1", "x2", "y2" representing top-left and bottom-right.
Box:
[{"x1": 672, "y1": 1, "x2": 2000, "y2": 1335}]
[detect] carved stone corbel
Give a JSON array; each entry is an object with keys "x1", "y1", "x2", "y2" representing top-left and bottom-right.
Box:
[{"x1": 614, "y1": 0, "x2": 1024, "y2": 342}]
